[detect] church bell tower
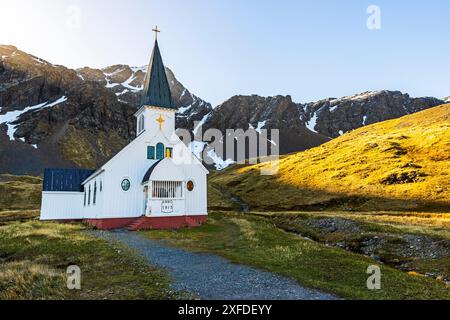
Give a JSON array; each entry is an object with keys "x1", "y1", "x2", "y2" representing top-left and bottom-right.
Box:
[{"x1": 135, "y1": 26, "x2": 176, "y2": 137}]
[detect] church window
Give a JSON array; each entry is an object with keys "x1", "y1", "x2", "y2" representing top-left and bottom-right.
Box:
[
  {"x1": 166, "y1": 147, "x2": 173, "y2": 158},
  {"x1": 187, "y1": 180, "x2": 195, "y2": 192},
  {"x1": 156, "y1": 143, "x2": 165, "y2": 160},
  {"x1": 93, "y1": 181, "x2": 97, "y2": 205},
  {"x1": 147, "y1": 146, "x2": 155, "y2": 160},
  {"x1": 138, "y1": 115, "x2": 145, "y2": 133},
  {"x1": 88, "y1": 185, "x2": 91, "y2": 205},
  {"x1": 100, "y1": 180, "x2": 102, "y2": 192},
  {"x1": 84, "y1": 188, "x2": 86, "y2": 206},
  {"x1": 121, "y1": 178, "x2": 131, "y2": 192},
  {"x1": 152, "y1": 181, "x2": 183, "y2": 199}
]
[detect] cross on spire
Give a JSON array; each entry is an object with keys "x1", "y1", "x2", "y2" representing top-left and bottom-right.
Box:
[{"x1": 152, "y1": 26, "x2": 161, "y2": 40}]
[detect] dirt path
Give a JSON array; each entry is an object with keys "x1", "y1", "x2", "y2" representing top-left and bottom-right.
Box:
[{"x1": 93, "y1": 230, "x2": 337, "y2": 300}]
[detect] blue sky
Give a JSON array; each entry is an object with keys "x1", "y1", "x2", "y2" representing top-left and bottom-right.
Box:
[{"x1": 1, "y1": 0, "x2": 449, "y2": 105}]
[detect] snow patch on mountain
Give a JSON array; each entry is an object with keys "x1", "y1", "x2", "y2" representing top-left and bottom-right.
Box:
[
  {"x1": 0, "y1": 96, "x2": 67, "y2": 141},
  {"x1": 193, "y1": 112, "x2": 212, "y2": 135},
  {"x1": 306, "y1": 112, "x2": 318, "y2": 133},
  {"x1": 363, "y1": 115, "x2": 368, "y2": 126}
]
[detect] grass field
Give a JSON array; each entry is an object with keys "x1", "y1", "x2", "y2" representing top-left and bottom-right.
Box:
[
  {"x1": 0, "y1": 212, "x2": 178, "y2": 300},
  {"x1": 142, "y1": 212, "x2": 450, "y2": 300},
  {"x1": 0, "y1": 175, "x2": 42, "y2": 211},
  {"x1": 0, "y1": 105, "x2": 448, "y2": 300}
]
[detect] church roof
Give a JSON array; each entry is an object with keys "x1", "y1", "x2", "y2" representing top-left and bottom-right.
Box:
[
  {"x1": 43, "y1": 168, "x2": 95, "y2": 192},
  {"x1": 141, "y1": 160, "x2": 163, "y2": 184},
  {"x1": 141, "y1": 40, "x2": 174, "y2": 109}
]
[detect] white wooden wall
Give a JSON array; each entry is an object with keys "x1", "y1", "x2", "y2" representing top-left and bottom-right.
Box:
[{"x1": 40, "y1": 192, "x2": 84, "y2": 220}]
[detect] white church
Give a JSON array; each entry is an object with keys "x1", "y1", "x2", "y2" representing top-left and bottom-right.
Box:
[{"x1": 40, "y1": 33, "x2": 209, "y2": 230}]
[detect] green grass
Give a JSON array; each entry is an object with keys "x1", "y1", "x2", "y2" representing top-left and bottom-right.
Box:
[
  {"x1": 0, "y1": 175, "x2": 42, "y2": 211},
  {"x1": 142, "y1": 212, "x2": 450, "y2": 300},
  {"x1": 0, "y1": 219, "x2": 178, "y2": 300},
  {"x1": 257, "y1": 211, "x2": 450, "y2": 280}
]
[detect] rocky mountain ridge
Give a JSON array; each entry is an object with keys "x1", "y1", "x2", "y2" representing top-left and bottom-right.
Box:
[{"x1": 0, "y1": 45, "x2": 446, "y2": 174}]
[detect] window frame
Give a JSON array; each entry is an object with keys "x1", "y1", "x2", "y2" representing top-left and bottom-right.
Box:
[
  {"x1": 166, "y1": 147, "x2": 173, "y2": 158},
  {"x1": 156, "y1": 143, "x2": 165, "y2": 160},
  {"x1": 151, "y1": 181, "x2": 183, "y2": 199},
  {"x1": 93, "y1": 181, "x2": 97, "y2": 205},
  {"x1": 147, "y1": 146, "x2": 155, "y2": 160},
  {"x1": 138, "y1": 114, "x2": 145, "y2": 134},
  {"x1": 121, "y1": 178, "x2": 131, "y2": 192}
]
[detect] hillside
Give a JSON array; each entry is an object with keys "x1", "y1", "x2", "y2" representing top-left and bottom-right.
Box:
[{"x1": 210, "y1": 104, "x2": 450, "y2": 212}]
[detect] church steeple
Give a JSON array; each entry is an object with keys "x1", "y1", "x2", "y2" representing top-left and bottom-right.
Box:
[{"x1": 141, "y1": 28, "x2": 174, "y2": 109}]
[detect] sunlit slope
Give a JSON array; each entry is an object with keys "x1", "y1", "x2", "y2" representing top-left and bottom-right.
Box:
[{"x1": 210, "y1": 104, "x2": 450, "y2": 211}]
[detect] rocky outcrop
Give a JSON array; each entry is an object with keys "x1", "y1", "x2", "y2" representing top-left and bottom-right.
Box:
[
  {"x1": 201, "y1": 95, "x2": 330, "y2": 156},
  {"x1": 299, "y1": 91, "x2": 444, "y2": 138}
]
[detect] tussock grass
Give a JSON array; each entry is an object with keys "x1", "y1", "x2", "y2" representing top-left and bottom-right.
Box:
[
  {"x1": 0, "y1": 221, "x2": 176, "y2": 300},
  {"x1": 210, "y1": 104, "x2": 450, "y2": 212},
  {"x1": 0, "y1": 260, "x2": 65, "y2": 300},
  {"x1": 0, "y1": 175, "x2": 42, "y2": 211}
]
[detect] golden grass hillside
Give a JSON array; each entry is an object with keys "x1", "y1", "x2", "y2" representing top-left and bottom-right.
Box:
[{"x1": 210, "y1": 104, "x2": 450, "y2": 212}]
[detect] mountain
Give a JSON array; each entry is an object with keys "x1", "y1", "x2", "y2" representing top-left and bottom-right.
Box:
[
  {"x1": 298, "y1": 91, "x2": 444, "y2": 138},
  {"x1": 200, "y1": 95, "x2": 330, "y2": 156},
  {"x1": 194, "y1": 91, "x2": 443, "y2": 167},
  {"x1": 0, "y1": 45, "x2": 446, "y2": 174},
  {"x1": 0, "y1": 45, "x2": 212, "y2": 175},
  {"x1": 76, "y1": 64, "x2": 213, "y2": 129},
  {"x1": 210, "y1": 104, "x2": 450, "y2": 212}
]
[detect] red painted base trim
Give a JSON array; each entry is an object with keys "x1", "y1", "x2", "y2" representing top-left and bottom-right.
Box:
[
  {"x1": 83, "y1": 218, "x2": 137, "y2": 230},
  {"x1": 83, "y1": 215, "x2": 207, "y2": 231}
]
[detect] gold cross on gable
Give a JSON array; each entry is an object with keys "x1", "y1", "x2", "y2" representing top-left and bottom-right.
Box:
[
  {"x1": 152, "y1": 26, "x2": 161, "y2": 40},
  {"x1": 156, "y1": 114, "x2": 165, "y2": 130}
]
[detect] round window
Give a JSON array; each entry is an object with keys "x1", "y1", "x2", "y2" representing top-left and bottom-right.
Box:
[
  {"x1": 187, "y1": 180, "x2": 194, "y2": 192},
  {"x1": 121, "y1": 179, "x2": 131, "y2": 191}
]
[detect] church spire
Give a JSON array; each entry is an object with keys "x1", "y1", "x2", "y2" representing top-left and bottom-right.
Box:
[{"x1": 141, "y1": 28, "x2": 174, "y2": 109}]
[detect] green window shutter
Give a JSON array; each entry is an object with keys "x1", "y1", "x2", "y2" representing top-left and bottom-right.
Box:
[
  {"x1": 147, "y1": 146, "x2": 155, "y2": 160},
  {"x1": 156, "y1": 143, "x2": 165, "y2": 160}
]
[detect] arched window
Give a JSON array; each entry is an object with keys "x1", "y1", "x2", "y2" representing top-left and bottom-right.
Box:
[
  {"x1": 100, "y1": 180, "x2": 102, "y2": 192},
  {"x1": 84, "y1": 188, "x2": 87, "y2": 206},
  {"x1": 88, "y1": 185, "x2": 91, "y2": 205},
  {"x1": 156, "y1": 143, "x2": 165, "y2": 160},
  {"x1": 93, "y1": 181, "x2": 97, "y2": 205},
  {"x1": 138, "y1": 115, "x2": 145, "y2": 133}
]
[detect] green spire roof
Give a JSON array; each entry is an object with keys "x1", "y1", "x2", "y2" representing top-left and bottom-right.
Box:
[{"x1": 141, "y1": 40, "x2": 174, "y2": 109}]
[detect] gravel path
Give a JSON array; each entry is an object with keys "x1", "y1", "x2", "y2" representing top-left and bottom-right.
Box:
[{"x1": 93, "y1": 230, "x2": 337, "y2": 300}]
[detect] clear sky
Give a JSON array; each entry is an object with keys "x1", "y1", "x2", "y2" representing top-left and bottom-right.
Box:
[{"x1": 1, "y1": 0, "x2": 449, "y2": 105}]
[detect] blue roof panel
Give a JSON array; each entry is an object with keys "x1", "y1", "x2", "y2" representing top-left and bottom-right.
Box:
[{"x1": 43, "y1": 168, "x2": 95, "y2": 192}]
